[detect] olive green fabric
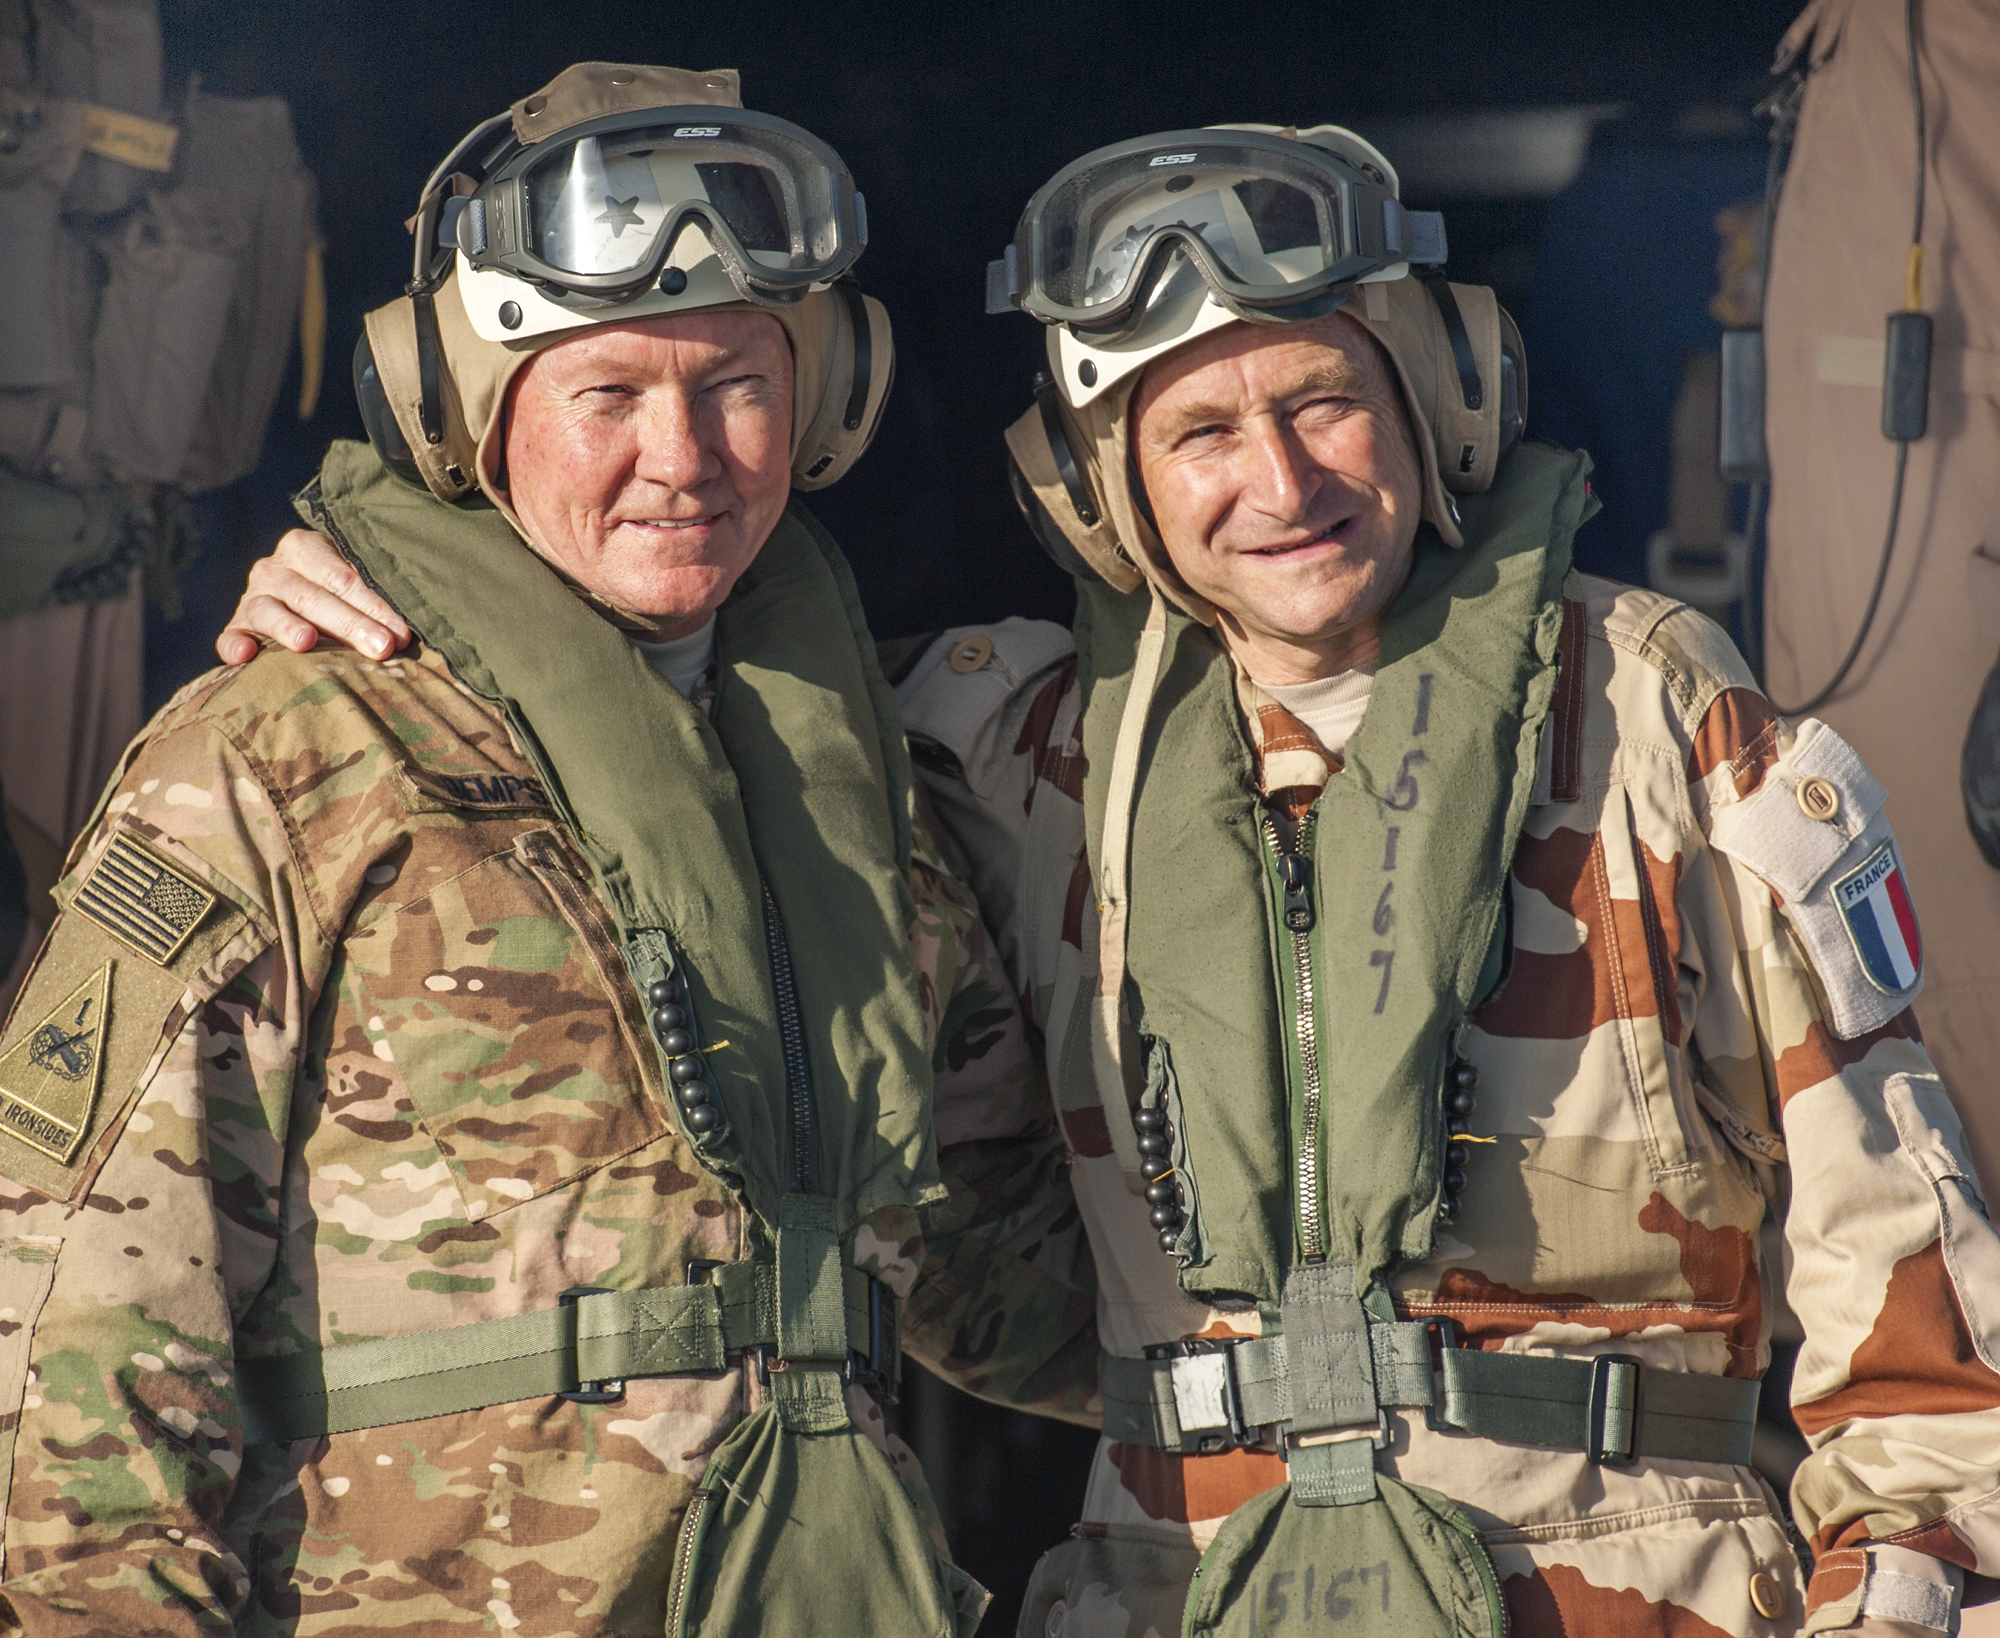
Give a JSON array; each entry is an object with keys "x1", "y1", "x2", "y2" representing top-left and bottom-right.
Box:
[
  {"x1": 1076, "y1": 443, "x2": 1593, "y2": 1308},
  {"x1": 1182, "y1": 1477, "x2": 1508, "y2": 1638},
  {"x1": 667, "y1": 1403, "x2": 982, "y2": 1638},
  {"x1": 305, "y1": 438, "x2": 941, "y2": 1238},
  {"x1": 234, "y1": 1261, "x2": 897, "y2": 1442}
]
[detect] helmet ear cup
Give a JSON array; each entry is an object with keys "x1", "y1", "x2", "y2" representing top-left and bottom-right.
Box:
[
  {"x1": 791, "y1": 283, "x2": 895, "y2": 489},
  {"x1": 361, "y1": 298, "x2": 482, "y2": 502},
  {"x1": 1420, "y1": 276, "x2": 1507, "y2": 495},
  {"x1": 1002, "y1": 391, "x2": 1141, "y2": 592},
  {"x1": 1497, "y1": 303, "x2": 1528, "y2": 460},
  {"x1": 353, "y1": 331, "x2": 426, "y2": 490}
]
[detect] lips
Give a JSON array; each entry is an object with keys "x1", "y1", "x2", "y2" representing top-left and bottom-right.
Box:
[{"x1": 1247, "y1": 517, "x2": 1354, "y2": 557}]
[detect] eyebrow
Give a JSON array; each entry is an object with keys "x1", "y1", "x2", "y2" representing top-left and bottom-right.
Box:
[{"x1": 1147, "y1": 360, "x2": 1373, "y2": 444}]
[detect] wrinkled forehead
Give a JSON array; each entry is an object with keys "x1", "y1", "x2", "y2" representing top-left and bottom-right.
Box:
[
  {"x1": 512, "y1": 307, "x2": 793, "y2": 387},
  {"x1": 1130, "y1": 308, "x2": 1401, "y2": 436}
]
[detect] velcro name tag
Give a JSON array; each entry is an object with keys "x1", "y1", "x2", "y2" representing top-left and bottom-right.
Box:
[{"x1": 394, "y1": 763, "x2": 554, "y2": 814}]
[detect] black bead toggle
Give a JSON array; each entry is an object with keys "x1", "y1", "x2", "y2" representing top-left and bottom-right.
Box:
[
  {"x1": 670, "y1": 1055, "x2": 706, "y2": 1085},
  {"x1": 1133, "y1": 1103, "x2": 1186, "y2": 1252},
  {"x1": 1438, "y1": 1053, "x2": 1480, "y2": 1225},
  {"x1": 648, "y1": 980, "x2": 680, "y2": 1009}
]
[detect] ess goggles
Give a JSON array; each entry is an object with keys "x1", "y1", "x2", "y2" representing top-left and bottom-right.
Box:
[
  {"x1": 988, "y1": 129, "x2": 1445, "y2": 337},
  {"x1": 412, "y1": 105, "x2": 867, "y2": 307}
]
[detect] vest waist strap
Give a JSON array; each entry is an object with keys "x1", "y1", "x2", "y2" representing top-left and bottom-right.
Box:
[
  {"x1": 238, "y1": 1261, "x2": 895, "y2": 1443},
  {"x1": 1100, "y1": 1330, "x2": 1759, "y2": 1468}
]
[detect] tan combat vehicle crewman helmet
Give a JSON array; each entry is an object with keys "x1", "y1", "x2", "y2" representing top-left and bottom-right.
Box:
[
  {"x1": 992, "y1": 122, "x2": 1527, "y2": 619},
  {"x1": 355, "y1": 62, "x2": 895, "y2": 528}
]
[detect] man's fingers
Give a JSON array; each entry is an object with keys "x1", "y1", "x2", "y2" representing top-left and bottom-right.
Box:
[
  {"x1": 229, "y1": 559, "x2": 407, "y2": 660},
  {"x1": 270, "y1": 529, "x2": 409, "y2": 639}
]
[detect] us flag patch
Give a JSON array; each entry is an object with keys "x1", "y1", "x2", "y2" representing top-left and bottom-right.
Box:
[
  {"x1": 1834, "y1": 841, "x2": 1923, "y2": 995},
  {"x1": 72, "y1": 834, "x2": 216, "y2": 966}
]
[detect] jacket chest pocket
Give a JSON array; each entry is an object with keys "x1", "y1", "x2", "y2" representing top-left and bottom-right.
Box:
[{"x1": 354, "y1": 828, "x2": 669, "y2": 1219}]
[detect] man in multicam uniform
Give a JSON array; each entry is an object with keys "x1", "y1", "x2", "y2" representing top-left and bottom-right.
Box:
[
  {"x1": 887, "y1": 124, "x2": 2000, "y2": 1636},
  {"x1": 0, "y1": 62, "x2": 1082, "y2": 1637}
]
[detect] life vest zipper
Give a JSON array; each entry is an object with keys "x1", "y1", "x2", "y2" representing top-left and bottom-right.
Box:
[
  {"x1": 1263, "y1": 812, "x2": 1325, "y2": 1262},
  {"x1": 665, "y1": 1485, "x2": 713, "y2": 1637},
  {"x1": 760, "y1": 880, "x2": 818, "y2": 1193}
]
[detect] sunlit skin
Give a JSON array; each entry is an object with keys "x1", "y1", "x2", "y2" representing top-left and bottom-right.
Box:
[
  {"x1": 216, "y1": 309, "x2": 794, "y2": 659},
  {"x1": 221, "y1": 309, "x2": 1424, "y2": 684},
  {"x1": 1130, "y1": 310, "x2": 1424, "y2": 686}
]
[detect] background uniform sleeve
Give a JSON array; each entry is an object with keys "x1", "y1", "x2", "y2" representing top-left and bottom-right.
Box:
[
  {"x1": 0, "y1": 714, "x2": 312, "y2": 1636},
  {"x1": 901, "y1": 792, "x2": 1098, "y2": 1426},
  {"x1": 1683, "y1": 678, "x2": 2000, "y2": 1632}
]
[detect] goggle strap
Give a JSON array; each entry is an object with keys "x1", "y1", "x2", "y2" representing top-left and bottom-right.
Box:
[
  {"x1": 409, "y1": 287, "x2": 445, "y2": 447},
  {"x1": 1032, "y1": 372, "x2": 1099, "y2": 529},
  {"x1": 985, "y1": 247, "x2": 1020, "y2": 316},
  {"x1": 1421, "y1": 274, "x2": 1483, "y2": 412}
]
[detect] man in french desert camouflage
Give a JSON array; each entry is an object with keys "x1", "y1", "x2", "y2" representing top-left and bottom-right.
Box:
[
  {"x1": 226, "y1": 119, "x2": 2000, "y2": 1638},
  {"x1": 894, "y1": 120, "x2": 2000, "y2": 1638},
  {"x1": 0, "y1": 61, "x2": 1100, "y2": 1637}
]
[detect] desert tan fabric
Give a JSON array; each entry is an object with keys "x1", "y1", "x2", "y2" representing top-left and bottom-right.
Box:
[
  {"x1": 1763, "y1": 0, "x2": 2000, "y2": 1195},
  {"x1": 900, "y1": 579, "x2": 2000, "y2": 1636},
  {"x1": 0, "y1": 562, "x2": 142, "y2": 865}
]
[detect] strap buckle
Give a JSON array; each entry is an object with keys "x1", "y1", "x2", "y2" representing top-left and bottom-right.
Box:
[
  {"x1": 557, "y1": 1286, "x2": 625, "y2": 1404},
  {"x1": 1144, "y1": 1336, "x2": 1255, "y2": 1453},
  {"x1": 1420, "y1": 1315, "x2": 1462, "y2": 1432},
  {"x1": 842, "y1": 1274, "x2": 896, "y2": 1402},
  {"x1": 1586, "y1": 1353, "x2": 1645, "y2": 1465}
]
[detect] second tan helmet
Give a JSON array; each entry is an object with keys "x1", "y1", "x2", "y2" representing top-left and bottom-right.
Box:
[
  {"x1": 354, "y1": 62, "x2": 894, "y2": 527},
  {"x1": 995, "y1": 122, "x2": 1526, "y2": 618}
]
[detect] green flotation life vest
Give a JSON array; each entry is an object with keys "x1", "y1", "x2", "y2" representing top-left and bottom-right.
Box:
[
  {"x1": 1077, "y1": 446, "x2": 1594, "y2": 1637},
  {"x1": 302, "y1": 442, "x2": 979, "y2": 1636}
]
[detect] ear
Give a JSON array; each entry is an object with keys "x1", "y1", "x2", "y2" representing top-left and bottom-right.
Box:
[
  {"x1": 1003, "y1": 389, "x2": 1141, "y2": 592},
  {"x1": 791, "y1": 285, "x2": 895, "y2": 489}
]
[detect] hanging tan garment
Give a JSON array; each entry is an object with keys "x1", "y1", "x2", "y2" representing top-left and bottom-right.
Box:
[
  {"x1": 1763, "y1": 0, "x2": 2000, "y2": 1192},
  {"x1": 0, "y1": 565, "x2": 144, "y2": 983}
]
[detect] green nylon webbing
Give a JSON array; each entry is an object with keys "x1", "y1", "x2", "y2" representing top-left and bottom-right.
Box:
[
  {"x1": 237, "y1": 1262, "x2": 887, "y2": 1443},
  {"x1": 1099, "y1": 1340, "x2": 1760, "y2": 1468}
]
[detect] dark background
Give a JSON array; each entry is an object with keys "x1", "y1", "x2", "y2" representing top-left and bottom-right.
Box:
[{"x1": 149, "y1": 1, "x2": 1808, "y2": 1625}]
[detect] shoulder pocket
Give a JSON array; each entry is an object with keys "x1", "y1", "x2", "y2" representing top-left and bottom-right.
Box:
[
  {"x1": 349, "y1": 828, "x2": 669, "y2": 1220},
  {"x1": 1709, "y1": 719, "x2": 1920, "y2": 1038}
]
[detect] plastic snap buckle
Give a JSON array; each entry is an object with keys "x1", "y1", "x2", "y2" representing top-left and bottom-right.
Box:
[
  {"x1": 557, "y1": 1285, "x2": 625, "y2": 1404},
  {"x1": 1587, "y1": 1353, "x2": 1645, "y2": 1465}
]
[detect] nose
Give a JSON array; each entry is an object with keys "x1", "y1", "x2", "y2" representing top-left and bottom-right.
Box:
[
  {"x1": 632, "y1": 388, "x2": 721, "y2": 493},
  {"x1": 1238, "y1": 413, "x2": 1321, "y2": 523}
]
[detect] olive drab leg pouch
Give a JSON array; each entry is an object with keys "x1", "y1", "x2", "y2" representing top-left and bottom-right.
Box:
[{"x1": 1181, "y1": 1265, "x2": 1507, "y2": 1638}]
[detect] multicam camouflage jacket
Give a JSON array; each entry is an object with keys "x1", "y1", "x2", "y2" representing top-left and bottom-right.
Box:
[
  {"x1": 897, "y1": 577, "x2": 2000, "y2": 1638},
  {"x1": 0, "y1": 634, "x2": 1051, "y2": 1636}
]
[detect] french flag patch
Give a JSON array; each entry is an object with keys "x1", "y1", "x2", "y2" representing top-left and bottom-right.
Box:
[{"x1": 1834, "y1": 842, "x2": 1923, "y2": 995}]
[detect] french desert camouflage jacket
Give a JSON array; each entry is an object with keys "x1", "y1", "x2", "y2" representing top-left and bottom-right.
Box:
[
  {"x1": 0, "y1": 635, "x2": 1035, "y2": 1636},
  {"x1": 897, "y1": 577, "x2": 2000, "y2": 1638}
]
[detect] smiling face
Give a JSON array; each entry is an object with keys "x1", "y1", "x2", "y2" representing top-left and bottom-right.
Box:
[
  {"x1": 1129, "y1": 310, "x2": 1423, "y2": 684},
  {"x1": 500, "y1": 310, "x2": 795, "y2": 639}
]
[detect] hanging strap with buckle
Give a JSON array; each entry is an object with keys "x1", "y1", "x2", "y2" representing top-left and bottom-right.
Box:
[
  {"x1": 1101, "y1": 1321, "x2": 1758, "y2": 1471},
  {"x1": 236, "y1": 1258, "x2": 897, "y2": 1444}
]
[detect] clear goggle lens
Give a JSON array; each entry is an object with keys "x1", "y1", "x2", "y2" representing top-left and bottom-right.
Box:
[
  {"x1": 1040, "y1": 147, "x2": 1345, "y2": 312},
  {"x1": 521, "y1": 123, "x2": 841, "y2": 279}
]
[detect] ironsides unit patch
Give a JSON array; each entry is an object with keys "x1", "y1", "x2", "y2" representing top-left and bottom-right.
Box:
[
  {"x1": 71, "y1": 834, "x2": 217, "y2": 965},
  {"x1": 0, "y1": 961, "x2": 112, "y2": 1163}
]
